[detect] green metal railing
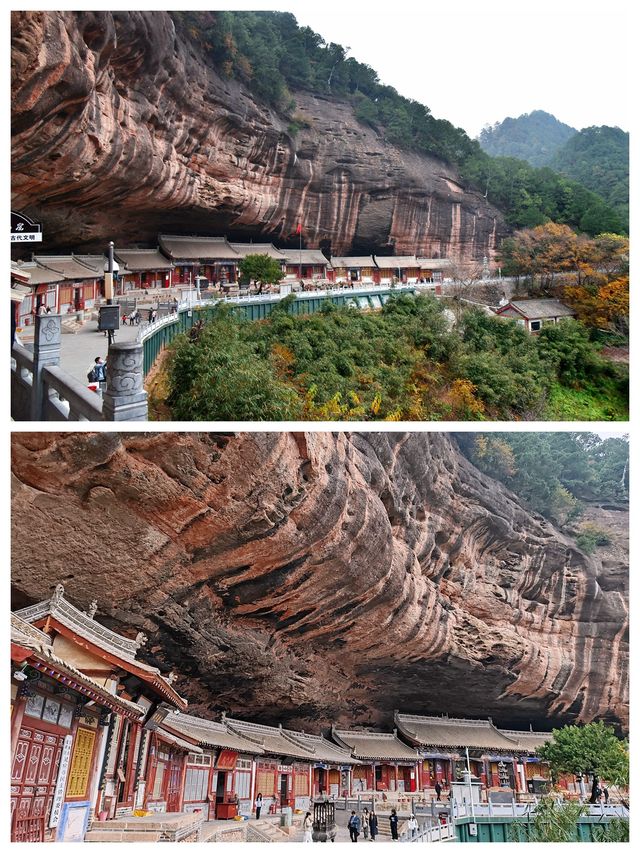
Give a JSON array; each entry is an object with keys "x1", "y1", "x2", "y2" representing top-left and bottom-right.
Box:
[{"x1": 141, "y1": 287, "x2": 414, "y2": 377}]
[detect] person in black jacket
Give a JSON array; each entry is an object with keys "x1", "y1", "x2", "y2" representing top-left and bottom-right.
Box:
[
  {"x1": 389, "y1": 809, "x2": 399, "y2": 841},
  {"x1": 369, "y1": 810, "x2": 378, "y2": 841}
]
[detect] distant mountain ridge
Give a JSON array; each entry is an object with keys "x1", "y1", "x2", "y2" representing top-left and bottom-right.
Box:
[
  {"x1": 550, "y1": 126, "x2": 629, "y2": 224},
  {"x1": 477, "y1": 110, "x2": 577, "y2": 167}
]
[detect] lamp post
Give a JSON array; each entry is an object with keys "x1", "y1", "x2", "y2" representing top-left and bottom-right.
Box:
[
  {"x1": 465, "y1": 747, "x2": 476, "y2": 825},
  {"x1": 102, "y1": 241, "x2": 119, "y2": 347}
]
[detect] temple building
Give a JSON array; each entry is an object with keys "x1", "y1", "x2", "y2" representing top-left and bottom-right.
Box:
[
  {"x1": 394, "y1": 712, "x2": 551, "y2": 798},
  {"x1": 158, "y1": 235, "x2": 240, "y2": 286},
  {"x1": 280, "y1": 248, "x2": 331, "y2": 281},
  {"x1": 224, "y1": 718, "x2": 315, "y2": 814},
  {"x1": 161, "y1": 713, "x2": 264, "y2": 819},
  {"x1": 494, "y1": 299, "x2": 577, "y2": 333},
  {"x1": 11, "y1": 586, "x2": 186, "y2": 841},
  {"x1": 13, "y1": 255, "x2": 103, "y2": 326},
  {"x1": 417, "y1": 257, "x2": 451, "y2": 285},
  {"x1": 114, "y1": 248, "x2": 175, "y2": 292},
  {"x1": 11, "y1": 612, "x2": 144, "y2": 841},
  {"x1": 331, "y1": 727, "x2": 420, "y2": 793},
  {"x1": 330, "y1": 256, "x2": 377, "y2": 284},
  {"x1": 373, "y1": 255, "x2": 420, "y2": 284}
]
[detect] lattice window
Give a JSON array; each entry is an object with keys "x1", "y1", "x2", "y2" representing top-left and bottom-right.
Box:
[
  {"x1": 256, "y1": 768, "x2": 275, "y2": 796},
  {"x1": 184, "y1": 767, "x2": 208, "y2": 802},
  {"x1": 66, "y1": 728, "x2": 96, "y2": 798},
  {"x1": 294, "y1": 772, "x2": 309, "y2": 796},
  {"x1": 235, "y1": 771, "x2": 251, "y2": 799}
]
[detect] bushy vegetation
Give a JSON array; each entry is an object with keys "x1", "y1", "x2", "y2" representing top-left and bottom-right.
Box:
[
  {"x1": 499, "y1": 225, "x2": 629, "y2": 338},
  {"x1": 455, "y1": 433, "x2": 629, "y2": 523},
  {"x1": 164, "y1": 294, "x2": 628, "y2": 422},
  {"x1": 478, "y1": 110, "x2": 576, "y2": 167},
  {"x1": 171, "y1": 11, "x2": 624, "y2": 235},
  {"x1": 550, "y1": 126, "x2": 629, "y2": 224}
]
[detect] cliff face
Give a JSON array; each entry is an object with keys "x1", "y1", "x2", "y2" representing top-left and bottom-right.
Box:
[
  {"x1": 11, "y1": 433, "x2": 628, "y2": 733},
  {"x1": 11, "y1": 11, "x2": 506, "y2": 260}
]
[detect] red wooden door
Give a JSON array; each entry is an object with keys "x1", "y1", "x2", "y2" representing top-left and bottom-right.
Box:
[
  {"x1": 11, "y1": 723, "x2": 64, "y2": 832},
  {"x1": 165, "y1": 753, "x2": 183, "y2": 812}
]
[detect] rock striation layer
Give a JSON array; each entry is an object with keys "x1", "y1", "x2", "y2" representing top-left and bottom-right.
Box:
[
  {"x1": 11, "y1": 11, "x2": 506, "y2": 260},
  {"x1": 11, "y1": 432, "x2": 628, "y2": 733}
]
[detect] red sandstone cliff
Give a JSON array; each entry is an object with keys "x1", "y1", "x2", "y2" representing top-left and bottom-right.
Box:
[
  {"x1": 11, "y1": 433, "x2": 628, "y2": 733},
  {"x1": 11, "y1": 11, "x2": 506, "y2": 259}
]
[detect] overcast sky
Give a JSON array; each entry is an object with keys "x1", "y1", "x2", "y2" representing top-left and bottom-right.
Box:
[
  {"x1": 20, "y1": 1, "x2": 629, "y2": 136},
  {"x1": 272, "y1": 0, "x2": 630, "y2": 137}
]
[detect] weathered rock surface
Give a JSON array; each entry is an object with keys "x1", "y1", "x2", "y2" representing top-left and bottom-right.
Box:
[
  {"x1": 11, "y1": 11, "x2": 506, "y2": 260},
  {"x1": 11, "y1": 432, "x2": 628, "y2": 733}
]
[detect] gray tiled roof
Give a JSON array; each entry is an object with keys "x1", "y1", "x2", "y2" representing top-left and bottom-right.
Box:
[
  {"x1": 284, "y1": 730, "x2": 358, "y2": 764},
  {"x1": 11, "y1": 614, "x2": 144, "y2": 718},
  {"x1": 158, "y1": 235, "x2": 240, "y2": 260},
  {"x1": 416, "y1": 258, "x2": 452, "y2": 269},
  {"x1": 505, "y1": 299, "x2": 576, "y2": 319},
  {"x1": 497, "y1": 729, "x2": 553, "y2": 754},
  {"x1": 280, "y1": 249, "x2": 330, "y2": 266},
  {"x1": 29, "y1": 255, "x2": 102, "y2": 281},
  {"x1": 163, "y1": 713, "x2": 265, "y2": 753},
  {"x1": 374, "y1": 256, "x2": 419, "y2": 268},
  {"x1": 225, "y1": 718, "x2": 317, "y2": 760},
  {"x1": 115, "y1": 249, "x2": 174, "y2": 271},
  {"x1": 331, "y1": 256, "x2": 376, "y2": 268},
  {"x1": 332, "y1": 727, "x2": 418, "y2": 761},
  {"x1": 229, "y1": 243, "x2": 286, "y2": 260},
  {"x1": 395, "y1": 713, "x2": 520, "y2": 752}
]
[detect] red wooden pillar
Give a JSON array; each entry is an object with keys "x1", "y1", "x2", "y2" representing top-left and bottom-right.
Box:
[{"x1": 393, "y1": 764, "x2": 398, "y2": 792}]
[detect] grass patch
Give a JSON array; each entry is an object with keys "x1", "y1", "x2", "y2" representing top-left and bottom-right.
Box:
[{"x1": 544, "y1": 376, "x2": 628, "y2": 421}]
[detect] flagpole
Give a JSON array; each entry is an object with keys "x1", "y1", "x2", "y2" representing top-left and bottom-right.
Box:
[{"x1": 299, "y1": 225, "x2": 302, "y2": 283}]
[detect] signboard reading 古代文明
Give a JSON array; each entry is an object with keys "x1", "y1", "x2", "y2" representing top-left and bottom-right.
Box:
[{"x1": 11, "y1": 211, "x2": 43, "y2": 243}]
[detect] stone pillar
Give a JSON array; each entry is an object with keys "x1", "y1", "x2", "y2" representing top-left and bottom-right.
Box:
[
  {"x1": 102, "y1": 341, "x2": 148, "y2": 421},
  {"x1": 32, "y1": 313, "x2": 62, "y2": 420}
]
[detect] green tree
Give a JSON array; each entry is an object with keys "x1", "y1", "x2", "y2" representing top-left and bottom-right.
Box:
[
  {"x1": 238, "y1": 254, "x2": 283, "y2": 294},
  {"x1": 537, "y1": 722, "x2": 629, "y2": 803},
  {"x1": 509, "y1": 797, "x2": 587, "y2": 842}
]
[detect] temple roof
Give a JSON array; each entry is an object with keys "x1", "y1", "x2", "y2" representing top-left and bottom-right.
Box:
[
  {"x1": 115, "y1": 248, "x2": 174, "y2": 271},
  {"x1": 497, "y1": 729, "x2": 554, "y2": 754},
  {"x1": 15, "y1": 585, "x2": 186, "y2": 708},
  {"x1": 279, "y1": 248, "x2": 330, "y2": 266},
  {"x1": 225, "y1": 718, "x2": 318, "y2": 761},
  {"x1": 394, "y1": 713, "x2": 521, "y2": 752},
  {"x1": 11, "y1": 613, "x2": 144, "y2": 719},
  {"x1": 164, "y1": 713, "x2": 265, "y2": 754},
  {"x1": 31, "y1": 255, "x2": 102, "y2": 280},
  {"x1": 332, "y1": 727, "x2": 418, "y2": 761},
  {"x1": 416, "y1": 258, "x2": 452, "y2": 269},
  {"x1": 374, "y1": 256, "x2": 419, "y2": 268},
  {"x1": 158, "y1": 234, "x2": 240, "y2": 260},
  {"x1": 229, "y1": 242, "x2": 286, "y2": 260},
  {"x1": 330, "y1": 256, "x2": 376, "y2": 267},
  {"x1": 283, "y1": 729, "x2": 358, "y2": 765}
]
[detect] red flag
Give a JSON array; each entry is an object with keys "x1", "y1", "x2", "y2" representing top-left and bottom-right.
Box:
[{"x1": 296, "y1": 223, "x2": 302, "y2": 234}]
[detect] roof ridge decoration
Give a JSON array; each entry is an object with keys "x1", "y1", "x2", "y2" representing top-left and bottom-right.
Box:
[{"x1": 16, "y1": 583, "x2": 148, "y2": 662}]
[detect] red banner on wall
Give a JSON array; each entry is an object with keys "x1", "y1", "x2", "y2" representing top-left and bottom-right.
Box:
[{"x1": 216, "y1": 750, "x2": 238, "y2": 770}]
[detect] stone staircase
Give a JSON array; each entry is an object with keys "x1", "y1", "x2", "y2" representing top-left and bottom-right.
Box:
[
  {"x1": 248, "y1": 818, "x2": 293, "y2": 842},
  {"x1": 61, "y1": 317, "x2": 83, "y2": 334},
  {"x1": 375, "y1": 816, "x2": 408, "y2": 839}
]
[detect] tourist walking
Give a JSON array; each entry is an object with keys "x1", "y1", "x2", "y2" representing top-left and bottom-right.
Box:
[
  {"x1": 368, "y1": 810, "x2": 378, "y2": 841},
  {"x1": 408, "y1": 814, "x2": 418, "y2": 838},
  {"x1": 303, "y1": 811, "x2": 313, "y2": 842},
  {"x1": 435, "y1": 780, "x2": 443, "y2": 801},
  {"x1": 361, "y1": 808, "x2": 370, "y2": 840},
  {"x1": 254, "y1": 793, "x2": 263, "y2": 819},
  {"x1": 389, "y1": 809, "x2": 399, "y2": 841},
  {"x1": 348, "y1": 810, "x2": 361, "y2": 842}
]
